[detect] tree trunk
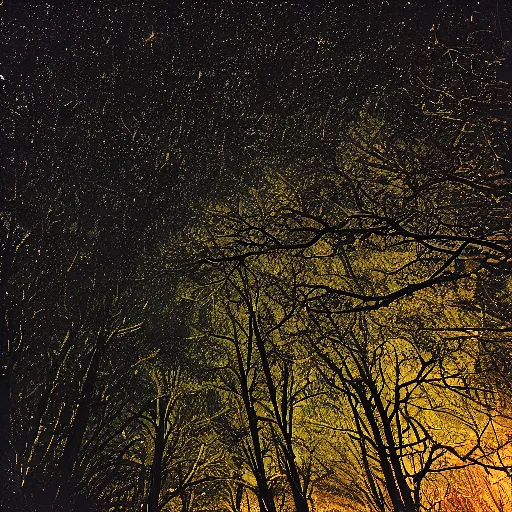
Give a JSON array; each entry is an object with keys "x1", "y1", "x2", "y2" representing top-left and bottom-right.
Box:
[
  {"x1": 147, "y1": 397, "x2": 166, "y2": 512},
  {"x1": 179, "y1": 490, "x2": 190, "y2": 512},
  {"x1": 282, "y1": 446, "x2": 309, "y2": 512},
  {"x1": 257, "y1": 491, "x2": 277, "y2": 512},
  {"x1": 370, "y1": 386, "x2": 417, "y2": 512},
  {"x1": 51, "y1": 326, "x2": 109, "y2": 508},
  {"x1": 235, "y1": 482, "x2": 244, "y2": 511},
  {"x1": 357, "y1": 391, "x2": 411, "y2": 512},
  {"x1": 233, "y1": 326, "x2": 277, "y2": 512},
  {"x1": 250, "y1": 314, "x2": 308, "y2": 512}
]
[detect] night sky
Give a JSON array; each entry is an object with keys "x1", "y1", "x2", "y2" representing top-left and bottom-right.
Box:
[{"x1": 4, "y1": 1, "x2": 510, "y2": 224}]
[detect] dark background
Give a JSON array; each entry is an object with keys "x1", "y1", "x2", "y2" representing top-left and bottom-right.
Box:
[{"x1": 6, "y1": 0, "x2": 509, "y2": 222}]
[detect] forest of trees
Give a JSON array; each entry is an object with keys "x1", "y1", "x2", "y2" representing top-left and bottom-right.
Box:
[{"x1": 2, "y1": 2, "x2": 511, "y2": 511}]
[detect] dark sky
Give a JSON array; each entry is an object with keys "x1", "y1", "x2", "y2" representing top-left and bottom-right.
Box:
[{"x1": 4, "y1": 1, "x2": 508, "y2": 216}]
